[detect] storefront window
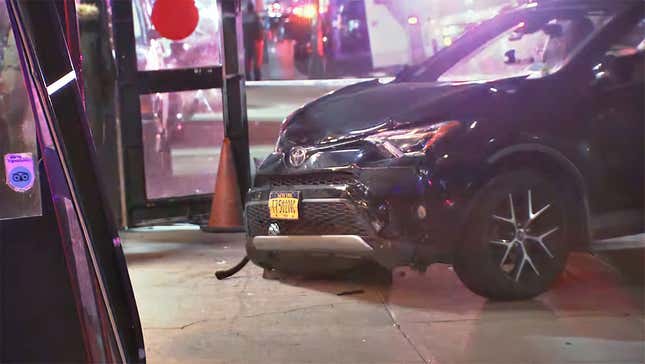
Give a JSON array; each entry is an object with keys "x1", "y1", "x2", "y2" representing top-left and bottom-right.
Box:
[
  {"x1": 246, "y1": 0, "x2": 508, "y2": 81},
  {"x1": 140, "y1": 88, "x2": 224, "y2": 200}
]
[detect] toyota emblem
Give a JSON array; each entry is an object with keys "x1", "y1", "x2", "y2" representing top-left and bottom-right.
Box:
[
  {"x1": 268, "y1": 222, "x2": 280, "y2": 236},
  {"x1": 288, "y1": 146, "x2": 307, "y2": 167}
]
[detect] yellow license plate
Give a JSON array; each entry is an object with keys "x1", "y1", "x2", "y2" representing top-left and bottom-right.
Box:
[{"x1": 268, "y1": 191, "x2": 300, "y2": 220}]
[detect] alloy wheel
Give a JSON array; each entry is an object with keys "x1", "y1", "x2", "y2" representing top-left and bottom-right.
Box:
[{"x1": 488, "y1": 189, "x2": 561, "y2": 283}]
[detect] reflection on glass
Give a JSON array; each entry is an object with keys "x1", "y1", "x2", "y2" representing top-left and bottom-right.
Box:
[
  {"x1": 0, "y1": 2, "x2": 41, "y2": 220},
  {"x1": 132, "y1": 0, "x2": 222, "y2": 71},
  {"x1": 253, "y1": 0, "x2": 508, "y2": 80},
  {"x1": 140, "y1": 89, "x2": 224, "y2": 199},
  {"x1": 438, "y1": 16, "x2": 608, "y2": 82}
]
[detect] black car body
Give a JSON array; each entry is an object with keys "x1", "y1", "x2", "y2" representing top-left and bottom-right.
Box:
[{"x1": 245, "y1": 0, "x2": 644, "y2": 299}]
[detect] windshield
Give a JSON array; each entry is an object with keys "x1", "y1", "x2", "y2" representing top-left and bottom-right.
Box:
[{"x1": 406, "y1": 9, "x2": 613, "y2": 83}]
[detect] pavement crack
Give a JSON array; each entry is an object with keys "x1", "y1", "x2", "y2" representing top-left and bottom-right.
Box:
[
  {"x1": 179, "y1": 319, "x2": 209, "y2": 330},
  {"x1": 377, "y1": 290, "x2": 430, "y2": 364},
  {"x1": 243, "y1": 302, "x2": 348, "y2": 318},
  {"x1": 145, "y1": 319, "x2": 211, "y2": 331}
]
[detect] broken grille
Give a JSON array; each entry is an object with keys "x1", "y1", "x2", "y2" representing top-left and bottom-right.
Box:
[{"x1": 246, "y1": 200, "x2": 371, "y2": 237}]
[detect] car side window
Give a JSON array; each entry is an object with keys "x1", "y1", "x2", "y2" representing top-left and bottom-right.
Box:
[
  {"x1": 608, "y1": 18, "x2": 645, "y2": 55},
  {"x1": 594, "y1": 18, "x2": 645, "y2": 86}
]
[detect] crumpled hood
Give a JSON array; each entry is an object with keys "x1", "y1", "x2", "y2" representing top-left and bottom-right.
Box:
[{"x1": 279, "y1": 79, "x2": 501, "y2": 147}]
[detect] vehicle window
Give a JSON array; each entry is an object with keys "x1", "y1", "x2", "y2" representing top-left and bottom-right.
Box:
[
  {"x1": 606, "y1": 18, "x2": 645, "y2": 55},
  {"x1": 596, "y1": 17, "x2": 645, "y2": 86},
  {"x1": 438, "y1": 13, "x2": 610, "y2": 82}
]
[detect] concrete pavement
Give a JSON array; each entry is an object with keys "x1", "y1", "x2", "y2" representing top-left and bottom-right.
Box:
[{"x1": 122, "y1": 228, "x2": 644, "y2": 364}]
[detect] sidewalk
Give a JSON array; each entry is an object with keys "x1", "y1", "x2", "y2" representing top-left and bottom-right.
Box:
[{"x1": 122, "y1": 227, "x2": 645, "y2": 364}]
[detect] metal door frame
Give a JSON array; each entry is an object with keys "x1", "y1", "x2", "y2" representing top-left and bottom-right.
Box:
[
  {"x1": 7, "y1": 0, "x2": 145, "y2": 360},
  {"x1": 112, "y1": 0, "x2": 249, "y2": 227}
]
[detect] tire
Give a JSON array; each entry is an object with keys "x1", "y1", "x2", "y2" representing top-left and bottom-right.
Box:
[{"x1": 453, "y1": 169, "x2": 570, "y2": 300}]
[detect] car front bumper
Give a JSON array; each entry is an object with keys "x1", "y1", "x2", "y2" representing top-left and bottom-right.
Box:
[
  {"x1": 244, "y1": 163, "x2": 463, "y2": 269},
  {"x1": 251, "y1": 235, "x2": 374, "y2": 256}
]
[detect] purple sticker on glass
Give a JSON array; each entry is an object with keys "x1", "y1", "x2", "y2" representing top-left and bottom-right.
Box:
[{"x1": 5, "y1": 153, "x2": 35, "y2": 193}]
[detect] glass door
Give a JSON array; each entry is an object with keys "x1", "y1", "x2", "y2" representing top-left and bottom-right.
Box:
[{"x1": 113, "y1": 0, "x2": 249, "y2": 226}]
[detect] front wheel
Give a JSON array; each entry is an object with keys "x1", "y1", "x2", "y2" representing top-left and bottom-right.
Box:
[{"x1": 454, "y1": 170, "x2": 570, "y2": 300}]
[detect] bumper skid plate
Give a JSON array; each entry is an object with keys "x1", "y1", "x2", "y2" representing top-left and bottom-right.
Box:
[{"x1": 251, "y1": 235, "x2": 374, "y2": 256}]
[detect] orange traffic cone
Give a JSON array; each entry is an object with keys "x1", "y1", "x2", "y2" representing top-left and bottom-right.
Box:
[{"x1": 201, "y1": 138, "x2": 245, "y2": 233}]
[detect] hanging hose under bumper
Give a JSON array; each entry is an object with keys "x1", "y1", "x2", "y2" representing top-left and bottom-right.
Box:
[{"x1": 215, "y1": 256, "x2": 250, "y2": 280}]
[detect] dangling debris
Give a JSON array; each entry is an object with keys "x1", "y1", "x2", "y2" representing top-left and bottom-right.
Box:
[{"x1": 215, "y1": 256, "x2": 250, "y2": 280}]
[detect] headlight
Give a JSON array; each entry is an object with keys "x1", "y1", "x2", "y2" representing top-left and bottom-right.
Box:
[{"x1": 365, "y1": 120, "x2": 461, "y2": 157}]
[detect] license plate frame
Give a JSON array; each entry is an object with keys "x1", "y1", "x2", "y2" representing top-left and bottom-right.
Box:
[{"x1": 268, "y1": 191, "x2": 300, "y2": 220}]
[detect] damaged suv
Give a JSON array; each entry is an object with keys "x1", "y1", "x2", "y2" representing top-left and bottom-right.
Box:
[{"x1": 245, "y1": 0, "x2": 644, "y2": 300}]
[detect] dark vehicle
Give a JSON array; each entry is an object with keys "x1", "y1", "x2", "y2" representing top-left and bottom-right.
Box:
[{"x1": 245, "y1": 0, "x2": 645, "y2": 300}]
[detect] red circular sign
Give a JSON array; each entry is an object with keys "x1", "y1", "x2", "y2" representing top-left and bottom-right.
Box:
[{"x1": 151, "y1": 0, "x2": 199, "y2": 41}]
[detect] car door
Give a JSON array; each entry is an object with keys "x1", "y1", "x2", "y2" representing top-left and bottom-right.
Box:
[{"x1": 588, "y1": 15, "x2": 644, "y2": 237}]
